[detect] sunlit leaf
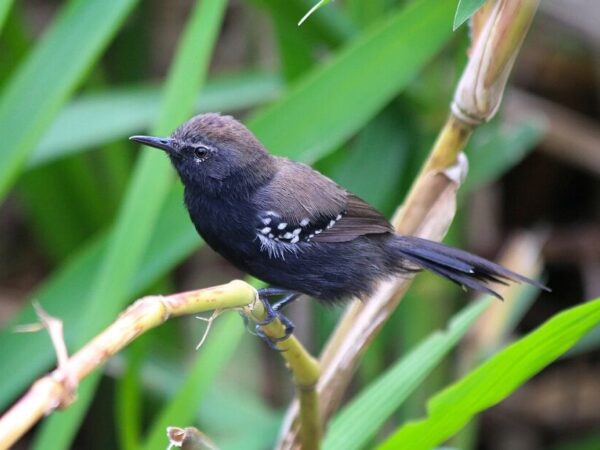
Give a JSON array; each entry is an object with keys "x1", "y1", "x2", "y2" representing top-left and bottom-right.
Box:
[
  {"x1": 323, "y1": 298, "x2": 492, "y2": 450},
  {"x1": 378, "y1": 296, "x2": 600, "y2": 450}
]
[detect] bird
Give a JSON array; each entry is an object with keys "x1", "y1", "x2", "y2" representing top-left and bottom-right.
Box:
[{"x1": 130, "y1": 113, "x2": 548, "y2": 347}]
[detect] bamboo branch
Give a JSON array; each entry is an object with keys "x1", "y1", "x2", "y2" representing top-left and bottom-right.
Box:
[
  {"x1": 0, "y1": 279, "x2": 321, "y2": 450},
  {"x1": 277, "y1": 1, "x2": 540, "y2": 448}
]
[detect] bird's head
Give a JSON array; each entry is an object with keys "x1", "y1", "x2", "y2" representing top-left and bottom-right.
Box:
[{"x1": 130, "y1": 113, "x2": 273, "y2": 195}]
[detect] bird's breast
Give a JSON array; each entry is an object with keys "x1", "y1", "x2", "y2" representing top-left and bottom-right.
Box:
[{"x1": 184, "y1": 188, "x2": 261, "y2": 267}]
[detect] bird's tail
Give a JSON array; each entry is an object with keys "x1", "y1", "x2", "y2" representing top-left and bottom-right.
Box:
[{"x1": 390, "y1": 235, "x2": 549, "y2": 299}]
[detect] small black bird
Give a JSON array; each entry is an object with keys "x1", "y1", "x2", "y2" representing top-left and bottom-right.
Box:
[{"x1": 130, "y1": 113, "x2": 546, "y2": 346}]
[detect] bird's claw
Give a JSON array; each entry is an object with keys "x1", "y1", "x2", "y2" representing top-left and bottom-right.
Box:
[
  {"x1": 253, "y1": 288, "x2": 296, "y2": 350},
  {"x1": 254, "y1": 326, "x2": 286, "y2": 351},
  {"x1": 254, "y1": 313, "x2": 295, "y2": 351}
]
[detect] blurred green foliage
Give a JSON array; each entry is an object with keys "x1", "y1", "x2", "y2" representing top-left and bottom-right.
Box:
[{"x1": 1, "y1": 1, "x2": 596, "y2": 449}]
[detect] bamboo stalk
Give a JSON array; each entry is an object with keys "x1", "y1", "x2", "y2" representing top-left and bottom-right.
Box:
[
  {"x1": 244, "y1": 302, "x2": 322, "y2": 450},
  {"x1": 277, "y1": 1, "x2": 540, "y2": 448},
  {"x1": 0, "y1": 279, "x2": 321, "y2": 450}
]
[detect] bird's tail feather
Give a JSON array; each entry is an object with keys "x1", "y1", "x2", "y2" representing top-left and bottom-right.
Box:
[{"x1": 391, "y1": 235, "x2": 549, "y2": 299}]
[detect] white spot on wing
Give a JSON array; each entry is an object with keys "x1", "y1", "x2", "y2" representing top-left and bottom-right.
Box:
[
  {"x1": 300, "y1": 218, "x2": 309, "y2": 226},
  {"x1": 260, "y1": 227, "x2": 271, "y2": 234},
  {"x1": 278, "y1": 222, "x2": 287, "y2": 230},
  {"x1": 257, "y1": 233, "x2": 303, "y2": 260}
]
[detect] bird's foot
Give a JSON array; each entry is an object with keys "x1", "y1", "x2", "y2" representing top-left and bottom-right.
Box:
[{"x1": 253, "y1": 288, "x2": 298, "y2": 350}]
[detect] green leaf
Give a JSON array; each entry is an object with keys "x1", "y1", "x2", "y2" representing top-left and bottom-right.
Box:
[
  {"x1": 378, "y1": 296, "x2": 600, "y2": 450},
  {"x1": 31, "y1": 0, "x2": 228, "y2": 448},
  {"x1": 0, "y1": 0, "x2": 139, "y2": 200},
  {"x1": 323, "y1": 298, "x2": 493, "y2": 450},
  {"x1": 347, "y1": 0, "x2": 391, "y2": 27},
  {"x1": 453, "y1": 0, "x2": 485, "y2": 30},
  {"x1": 250, "y1": 0, "x2": 455, "y2": 163},
  {"x1": 28, "y1": 73, "x2": 283, "y2": 168},
  {"x1": 0, "y1": 0, "x2": 14, "y2": 32}
]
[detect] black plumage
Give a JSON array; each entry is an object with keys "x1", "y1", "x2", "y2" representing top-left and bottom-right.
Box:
[{"x1": 130, "y1": 113, "x2": 547, "y2": 331}]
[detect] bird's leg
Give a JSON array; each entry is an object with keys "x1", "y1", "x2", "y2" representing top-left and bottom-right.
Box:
[{"x1": 254, "y1": 287, "x2": 300, "y2": 349}]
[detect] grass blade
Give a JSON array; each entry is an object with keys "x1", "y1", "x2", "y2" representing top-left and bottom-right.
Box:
[
  {"x1": 378, "y1": 296, "x2": 600, "y2": 450},
  {"x1": 0, "y1": 0, "x2": 14, "y2": 32},
  {"x1": 323, "y1": 298, "x2": 493, "y2": 450},
  {"x1": 0, "y1": 0, "x2": 139, "y2": 200},
  {"x1": 30, "y1": 0, "x2": 228, "y2": 448},
  {"x1": 28, "y1": 73, "x2": 282, "y2": 168},
  {"x1": 250, "y1": 0, "x2": 455, "y2": 163}
]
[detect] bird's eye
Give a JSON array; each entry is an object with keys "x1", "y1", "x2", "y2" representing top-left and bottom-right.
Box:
[{"x1": 193, "y1": 146, "x2": 210, "y2": 160}]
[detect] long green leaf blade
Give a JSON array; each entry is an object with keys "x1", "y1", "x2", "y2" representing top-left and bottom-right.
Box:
[
  {"x1": 250, "y1": 0, "x2": 455, "y2": 162},
  {"x1": 324, "y1": 298, "x2": 493, "y2": 450},
  {"x1": 0, "y1": 0, "x2": 14, "y2": 31},
  {"x1": 378, "y1": 296, "x2": 600, "y2": 450},
  {"x1": 30, "y1": 1, "x2": 228, "y2": 448},
  {"x1": 0, "y1": 0, "x2": 139, "y2": 200},
  {"x1": 27, "y1": 73, "x2": 282, "y2": 168}
]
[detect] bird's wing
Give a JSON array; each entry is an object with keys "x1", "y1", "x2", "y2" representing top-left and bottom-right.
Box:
[
  {"x1": 252, "y1": 159, "x2": 393, "y2": 247},
  {"x1": 315, "y1": 192, "x2": 393, "y2": 242}
]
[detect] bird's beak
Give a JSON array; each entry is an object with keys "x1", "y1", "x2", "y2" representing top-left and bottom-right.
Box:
[{"x1": 129, "y1": 135, "x2": 175, "y2": 154}]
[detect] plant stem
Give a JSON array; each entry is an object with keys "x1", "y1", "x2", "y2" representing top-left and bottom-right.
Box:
[
  {"x1": 276, "y1": 1, "x2": 540, "y2": 447},
  {"x1": 0, "y1": 279, "x2": 320, "y2": 450}
]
